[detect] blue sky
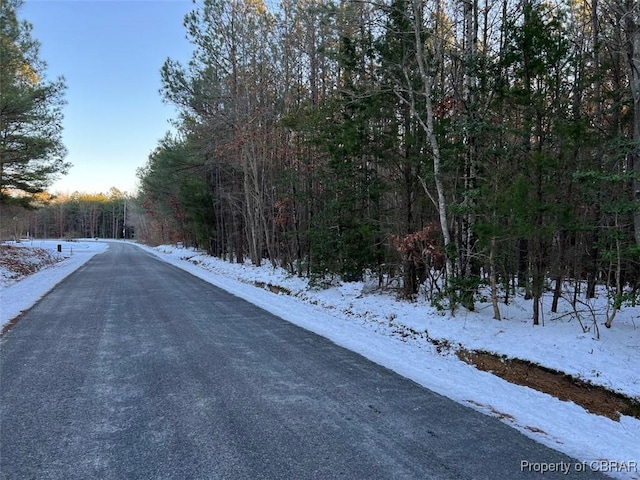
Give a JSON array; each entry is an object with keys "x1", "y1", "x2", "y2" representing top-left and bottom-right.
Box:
[{"x1": 21, "y1": 0, "x2": 194, "y2": 195}]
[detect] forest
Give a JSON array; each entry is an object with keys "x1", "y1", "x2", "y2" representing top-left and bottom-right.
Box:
[
  {"x1": 10, "y1": 0, "x2": 640, "y2": 326},
  {"x1": 4, "y1": 189, "x2": 135, "y2": 241}
]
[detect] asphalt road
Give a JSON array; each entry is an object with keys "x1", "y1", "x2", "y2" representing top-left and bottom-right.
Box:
[{"x1": 0, "y1": 242, "x2": 606, "y2": 479}]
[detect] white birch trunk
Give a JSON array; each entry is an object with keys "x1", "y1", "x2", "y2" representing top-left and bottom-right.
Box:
[{"x1": 410, "y1": 0, "x2": 454, "y2": 280}]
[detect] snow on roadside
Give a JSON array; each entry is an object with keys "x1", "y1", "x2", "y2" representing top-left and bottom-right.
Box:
[
  {"x1": 136, "y1": 243, "x2": 640, "y2": 480},
  {"x1": 1, "y1": 240, "x2": 638, "y2": 479},
  {"x1": 0, "y1": 239, "x2": 108, "y2": 326},
  {"x1": 142, "y1": 243, "x2": 640, "y2": 399}
]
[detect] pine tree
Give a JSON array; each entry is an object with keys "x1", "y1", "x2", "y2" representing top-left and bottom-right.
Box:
[{"x1": 0, "y1": 0, "x2": 68, "y2": 208}]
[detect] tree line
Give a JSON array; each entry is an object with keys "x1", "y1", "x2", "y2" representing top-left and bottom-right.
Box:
[
  {"x1": 136, "y1": 0, "x2": 640, "y2": 325},
  {"x1": 2, "y1": 189, "x2": 134, "y2": 240}
]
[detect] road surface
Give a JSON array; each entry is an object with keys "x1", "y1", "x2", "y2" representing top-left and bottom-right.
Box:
[{"x1": 0, "y1": 242, "x2": 605, "y2": 479}]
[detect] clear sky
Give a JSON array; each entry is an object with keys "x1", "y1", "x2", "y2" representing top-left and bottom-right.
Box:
[{"x1": 20, "y1": 0, "x2": 194, "y2": 196}]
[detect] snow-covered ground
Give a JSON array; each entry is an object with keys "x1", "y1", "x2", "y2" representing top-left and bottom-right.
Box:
[
  {"x1": 0, "y1": 239, "x2": 108, "y2": 324},
  {"x1": 2, "y1": 240, "x2": 638, "y2": 479}
]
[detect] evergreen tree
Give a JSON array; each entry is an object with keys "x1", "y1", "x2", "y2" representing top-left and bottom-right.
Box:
[{"x1": 0, "y1": 0, "x2": 68, "y2": 207}]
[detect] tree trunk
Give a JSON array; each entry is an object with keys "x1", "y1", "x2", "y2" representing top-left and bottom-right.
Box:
[
  {"x1": 551, "y1": 275, "x2": 562, "y2": 313},
  {"x1": 410, "y1": 0, "x2": 453, "y2": 280},
  {"x1": 605, "y1": 233, "x2": 623, "y2": 328},
  {"x1": 630, "y1": 24, "x2": 640, "y2": 245},
  {"x1": 462, "y1": 0, "x2": 478, "y2": 278},
  {"x1": 490, "y1": 237, "x2": 501, "y2": 320}
]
